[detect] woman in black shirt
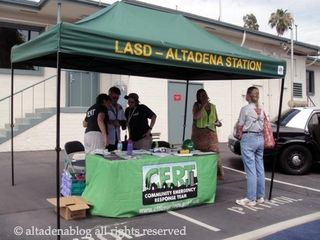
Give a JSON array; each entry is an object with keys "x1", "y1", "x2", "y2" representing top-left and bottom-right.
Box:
[{"x1": 84, "y1": 94, "x2": 111, "y2": 153}]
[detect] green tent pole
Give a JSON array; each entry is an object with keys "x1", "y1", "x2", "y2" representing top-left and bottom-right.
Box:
[
  {"x1": 268, "y1": 77, "x2": 285, "y2": 200},
  {"x1": 182, "y1": 80, "x2": 189, "y2": 142},
  {"x1": 10, "y1": 64, "x2": 15, "y2": 186}
]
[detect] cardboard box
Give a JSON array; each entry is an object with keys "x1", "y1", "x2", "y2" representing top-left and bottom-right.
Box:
[{"x1": 47, "y1": 196, "x2": 90, "y2": 220}]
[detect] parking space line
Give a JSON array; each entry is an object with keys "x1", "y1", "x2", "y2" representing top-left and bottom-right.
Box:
[
  {"x1": 222, "y1": 211, "x2": 320, "y2": 240},
  {"x1": 223, "y1": 166, "x2": 320, "y2": 193},
  {"x1": 167, "y1": 210, "x2": 221, "y2": 232}
]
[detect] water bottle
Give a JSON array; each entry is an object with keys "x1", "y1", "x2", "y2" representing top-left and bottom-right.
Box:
[
  {"x1": 117, "y1": 142, "x2": 123, "y2": 151},
  {"x1": 127, "y1": 139, "x2": 133, "y2": 156}
]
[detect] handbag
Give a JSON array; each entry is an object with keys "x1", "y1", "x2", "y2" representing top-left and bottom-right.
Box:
[
  {"x1": 233, "y1": 121, "x2": 243, "y2": 140},
  {"x1": 263, "y1": 112, "x2": 276, "y2": 149}
]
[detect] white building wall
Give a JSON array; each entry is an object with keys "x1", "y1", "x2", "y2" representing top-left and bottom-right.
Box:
[
  {"x1": 0, "y1": 67, "x2": 67, "y2": 129},
  {"x1": 0, "y1": 113, "x2": 84, "y2": 152},
  {"x1": 204, "y1": 80, "x2": 233, "y2": 142},
  {"x1": 293, "y1": 56, "x2": 307, "y2": 99}
]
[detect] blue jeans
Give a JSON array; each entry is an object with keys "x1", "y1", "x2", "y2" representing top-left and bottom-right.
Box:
[{"x1": 240, "y1": 133, "x2": 265, "y2": 201}]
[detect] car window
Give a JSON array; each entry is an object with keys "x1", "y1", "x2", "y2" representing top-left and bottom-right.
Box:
[
  {"x1": 308, "y1": 113, "x2": 320, "y2": 143},
  {"x1": 271, "y1": 109, "x2": 300, "y2": 126},
  {"x1": 308, "y1": 114, "x2": 319, "y2": 125},
  {"x1": 308, "y1": 113, "x2": 320, "y2": 129}
]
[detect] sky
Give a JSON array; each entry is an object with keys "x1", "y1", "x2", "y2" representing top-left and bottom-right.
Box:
[{"x1": 100, "y1": 0, "x2": 320, "y2": 47}]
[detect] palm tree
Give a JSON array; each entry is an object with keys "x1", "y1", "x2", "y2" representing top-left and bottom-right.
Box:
[
  {"x1": 268, "y1": 9, "x2": 294, "y2": 36},
  {"x1": 243, "y1": 14, "x2": 259, "y2": 31}
]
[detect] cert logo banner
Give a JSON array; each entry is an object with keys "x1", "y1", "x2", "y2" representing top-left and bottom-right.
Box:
[{"x1": 142, "y1": 161, "x2": 198, "y2": 205}]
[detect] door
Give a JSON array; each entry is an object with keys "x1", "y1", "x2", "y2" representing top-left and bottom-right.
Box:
[
  {"x1": 308, "y1": 112, "x2": 320, "y2": 148},
  {"x1": 66, "y1": 71, "x2": 99, "y2": 107},
  {"x1": 168, "y1": 81, "x2": 203, "y2": 145}
]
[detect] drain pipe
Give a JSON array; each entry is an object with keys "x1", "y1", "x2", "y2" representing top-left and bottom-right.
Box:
[
  {"x1": 306, "y1": 56, "x2": 319, "y2": 67},
  {"x1": 57, "y1": 0, "x2": 61, "y2": 24},
  {"x1": 241, "y1": 30, "x2": 246, "y2": 47},
  {"x1": 290, "y1": 27, "x2": 294, "y2": 104}
]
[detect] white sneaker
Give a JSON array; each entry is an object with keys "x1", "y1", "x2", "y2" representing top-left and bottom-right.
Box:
[
  {"x1": 236, "y1": 198, "x2": 256, "y2": 206},
  {"x1": 257, "y1": 197, "x2": 265, "y2": 204}
]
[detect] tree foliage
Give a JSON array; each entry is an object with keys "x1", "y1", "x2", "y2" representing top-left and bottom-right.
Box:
[
  {"x1": 268, "y1": 9, "x2": 294, "y2": 36},
  {"x1": 243, "y1": 13, "x2": 259, "y2": 31}
]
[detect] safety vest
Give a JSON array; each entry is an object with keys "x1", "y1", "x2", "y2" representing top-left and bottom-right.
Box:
[{"x1": 195, "y1": 103, "x2": 217, "y2": 131}]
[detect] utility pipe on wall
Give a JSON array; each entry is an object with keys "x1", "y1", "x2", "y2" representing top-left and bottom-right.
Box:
[
  {"x1": 241, "y1": 30, "x2": 246, "y2": 47},
  {"x1": 57, "y1": 0, "x2": 61, "y2": 24},
  {"x1": 290, "y1": 26, "x2": 294, "y2": 103}
]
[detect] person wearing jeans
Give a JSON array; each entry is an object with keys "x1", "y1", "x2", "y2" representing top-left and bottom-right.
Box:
[{"x1": 236, "y1": 86, "x2": 266, "y2": 206}]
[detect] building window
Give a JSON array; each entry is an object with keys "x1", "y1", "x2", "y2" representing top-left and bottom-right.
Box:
[
  {"x1": 0, "y1": 23, "x2": 43, "y2": 71},
  {"x1": 306, "y1": 70, "x2": 315, "y2": 96},
  {"x1": 293, "y1": 82, "x2": 303, "y2": 98}
]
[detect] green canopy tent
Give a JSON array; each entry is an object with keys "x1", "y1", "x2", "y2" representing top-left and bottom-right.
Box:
[{"x1": 10, "y1": 1, "x2": 286, "y2": 238}]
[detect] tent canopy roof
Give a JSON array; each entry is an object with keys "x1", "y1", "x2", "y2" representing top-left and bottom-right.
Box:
[{"x1": 11, "y1": 1, "x2": 286, "y2": 80}]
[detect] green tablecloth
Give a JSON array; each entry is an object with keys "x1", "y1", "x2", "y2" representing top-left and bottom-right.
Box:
[{"x1": 82, "y1": 153, "x2": 218, "y2": 217}]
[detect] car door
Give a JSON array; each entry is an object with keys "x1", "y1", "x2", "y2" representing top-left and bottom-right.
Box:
[{"x1": 307, "y1": 112, "x2": 320, "y2": 153}]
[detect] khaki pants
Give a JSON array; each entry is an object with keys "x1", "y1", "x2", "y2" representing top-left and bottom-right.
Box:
[
  {"x1": 133, "y1": 135, "x2": 152, "y2": 150},
  {"x1": 84, "y1": 131, "x2": 104, "y2": 153}
]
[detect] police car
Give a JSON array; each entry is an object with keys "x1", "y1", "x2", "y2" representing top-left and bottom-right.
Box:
[{"x1": 228, "y1": 107, "x2": 320, "y2": 175}]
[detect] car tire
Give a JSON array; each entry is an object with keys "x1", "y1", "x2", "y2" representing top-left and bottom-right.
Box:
[{"x1": 279, "y1": 145, "x2": 313, "y2": 175}]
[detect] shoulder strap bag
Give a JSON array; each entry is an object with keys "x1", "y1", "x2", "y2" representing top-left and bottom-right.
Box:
[{"x1": 263, "y1": 112, "x2": 276, "y2": 149}]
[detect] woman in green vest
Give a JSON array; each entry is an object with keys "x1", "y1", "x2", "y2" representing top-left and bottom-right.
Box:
[{"x1": 191, "y1": 89, "x2": 224, "y2": 180}]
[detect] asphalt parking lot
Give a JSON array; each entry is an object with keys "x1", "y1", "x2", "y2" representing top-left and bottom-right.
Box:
[{"x1": 0, "y1": 144, "x2": 319, "y2": 240}]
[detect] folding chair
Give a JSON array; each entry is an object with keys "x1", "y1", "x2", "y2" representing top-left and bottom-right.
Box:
[{"x1": 64, "y1": 141, "x2": 85, "y2": 174}]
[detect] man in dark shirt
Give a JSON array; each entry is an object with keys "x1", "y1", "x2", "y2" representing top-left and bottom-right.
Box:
[
  {"x1": 125, "y1": 93, "x2": 156, "y2": 150},
  {"x1": 84, "y1": 94, "x2": 111, "y2": 153}
]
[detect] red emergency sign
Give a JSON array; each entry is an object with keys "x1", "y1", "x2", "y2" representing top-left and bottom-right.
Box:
[{"x1": 173, "y1": 94, "x2": 182, "y2": 101}]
